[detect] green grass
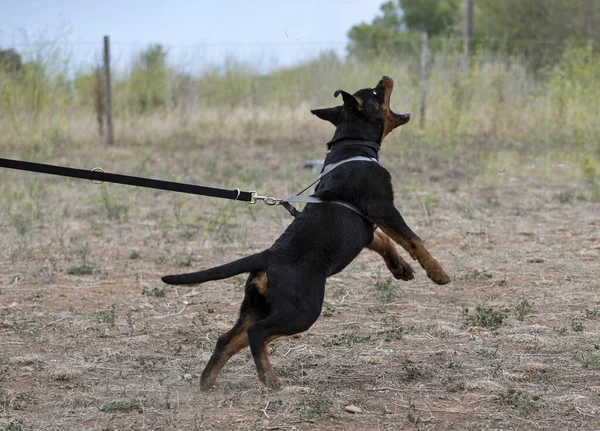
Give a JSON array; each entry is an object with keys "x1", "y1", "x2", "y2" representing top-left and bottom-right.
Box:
[
  {"x1": 99, "y1": 400, "x2": 143, "y2": 413},
  {"x1": 462, "y1": 306, "x2": 508, "y2": 330},
  {"x1": 323, "y1": 332, "x2": 372, "y2": 347},
  {"x1": 497, "y1": 389, "x2": 540, "y2": 414},
  {"x1": 579, "y1": 345, "x2": 600, "y2": 369},
  {"x1": 142, "y1": 287, "x2": 166, "y2": 298},
  {"x1": 375, "y1": 277, "x2": 397, "y2": 303},
  {"x1": 0, "y1": 419, "x2": 25, "y2": 431}
]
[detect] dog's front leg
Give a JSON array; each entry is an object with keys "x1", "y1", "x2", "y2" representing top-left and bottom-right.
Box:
[
  {"x1": 369, "y1": 207, "x2": 450, "y2": 285},
  {"x1": 367, "y1": 230, "x2": 414, "y2": 281}
]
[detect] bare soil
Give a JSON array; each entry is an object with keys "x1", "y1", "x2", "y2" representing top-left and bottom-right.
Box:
[{"x1": 1, "y1": 137, "x2": 599, "y2": 430}]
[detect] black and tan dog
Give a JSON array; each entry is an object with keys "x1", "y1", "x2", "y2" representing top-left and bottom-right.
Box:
[{"x1": 162, "y1": 76, "x2": 450, "y2": 390}]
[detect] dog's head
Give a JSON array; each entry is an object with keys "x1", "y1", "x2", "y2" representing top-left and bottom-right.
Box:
[{"x1": 311, "y1": 76, "x2": 410, "y2": 144}]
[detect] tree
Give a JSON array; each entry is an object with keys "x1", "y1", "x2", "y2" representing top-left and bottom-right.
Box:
[
  {"x1": 347, "y1": 0, "x2": 460, "y2": 58},
  {"x1": 347, "y1": 1, "x2": 404, "y2": 59},
  {"x1": 128, "y1": 44, "x2": 169, "y2": 112},
  {"x1": 399, "y1": 0, "x2": 460, "y2": 35},
  {"x1": 347, "y1": 0, "x2": 600, "y2": 69},
  {"x1": 0, "y1": 48, "x2": 22, "y2": 76},
  {"x1": 474, "y1": 0, "x2": 600, "y2": 69}
]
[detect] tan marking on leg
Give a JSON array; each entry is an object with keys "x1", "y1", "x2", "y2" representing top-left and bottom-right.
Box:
[
  {"x1": 200, "y1": 316, "x2": 255, "y2": 390},
  {"x1": 257, "y1": 335, "x2": 281, "y2": 389},
  {"x1": 249, "y1": 271, "x2": 268, "y2": 294},
  {"x1": 379, "y1": 225, "x2": 450, "y2": 285},
  {"x1": 201, "y1": 332, "x2": 248, "y2": 390},
  {"x1": 367, "y1": 230, "x2": 414, "y2": 281}
]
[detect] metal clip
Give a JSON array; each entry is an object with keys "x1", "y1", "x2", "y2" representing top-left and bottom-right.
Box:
[{"x1": 248, "y1": 191, "x2": 282, "y2": 206}]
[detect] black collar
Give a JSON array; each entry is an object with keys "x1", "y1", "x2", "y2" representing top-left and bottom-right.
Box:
[{"x1": 327, "y1": 139, "x2": 380, "y2": 159}]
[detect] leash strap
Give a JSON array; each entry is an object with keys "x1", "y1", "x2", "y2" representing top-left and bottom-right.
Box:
[{"x1": 0, "y1": 157, "x2": 254, "y2": 202}]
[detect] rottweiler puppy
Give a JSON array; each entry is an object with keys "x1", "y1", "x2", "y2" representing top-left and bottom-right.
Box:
[{"x1": 162, "y1": 76, "x2": 450, "y2": 390}]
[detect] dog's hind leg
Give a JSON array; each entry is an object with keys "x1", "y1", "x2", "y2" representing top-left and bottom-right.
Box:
[
  {"x1": 367, "y1": 230, "x2": 414, "y2": 281},
  {"x1": 200, "y1": 272, "x2": 271, "y2": 390},
  {"x1": 200, "y1": 312, "x2": 256, "y2": 391},
  {"x1": 247, "y1": 292, "x2": 323, "y2": 389}
]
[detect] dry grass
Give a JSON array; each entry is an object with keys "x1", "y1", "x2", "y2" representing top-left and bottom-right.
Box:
[{"x1": 1, "y1": 112, "x2": 599, "y2": 430}]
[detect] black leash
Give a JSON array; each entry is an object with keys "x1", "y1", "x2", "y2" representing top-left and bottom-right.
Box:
[
  {"x1": 0, "y1": 157, "x2": 254, "y2": 202},
  {"x1": 0, "y1": 147, "x2": 379, "y2": 219}
]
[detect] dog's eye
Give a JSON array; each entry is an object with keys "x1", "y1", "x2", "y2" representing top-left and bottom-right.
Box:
[{"x1": 372, "y1": 90, "x2": 377, "y2": 95}]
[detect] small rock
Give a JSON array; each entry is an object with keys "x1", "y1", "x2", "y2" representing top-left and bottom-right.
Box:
[{"x1": 344, "y1": 404, "x2": 362, "y2": 414}]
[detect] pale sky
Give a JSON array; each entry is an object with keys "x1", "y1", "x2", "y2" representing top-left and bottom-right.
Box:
[{"x1": 1, "y1": 0, "x2": 384, "y2": 72}]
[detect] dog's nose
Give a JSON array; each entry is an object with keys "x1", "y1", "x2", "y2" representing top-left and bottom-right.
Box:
[{"x1": 381, "y1": 75, "x2": 391, "y2": 81}]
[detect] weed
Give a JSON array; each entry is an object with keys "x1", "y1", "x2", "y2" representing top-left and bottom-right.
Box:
[
  {"x1": 323, "y1": 332, "x2": 372, "y2": 347},
  {"x1": 154, "y1": 256, "x2": 167, "y2": 265},
  {"x1": 0, "y1": 391, "x2": 36, "y2": 411},
  {"x1": 321, "y1": 301, "x2": 337, "y2": 317},
  {"x1": 418, "y1": 194, "x2": 439, "y2": 225},
  {"x1": 92, "y1": 303, "x2": 116, "y2": 325},
  {"x1": 299, "y1": 394, "x2": 331, "y2": 418},
  {"x1": 514, "y1": 299, "x2": 534, "y2": 321},
  {"x1": 99, "y1": 184, "x2": 130, "y2": 221},
  {"x1": 129, "y1": 250, "x2": 141, "y2": 259},
  {"x1": 461, "y1": 269, "x2": 493, "y2": 280},
  {"x1": 462, "y1": 306, "x2": 508, "y2": 330},
  {"x1": 0, "y1": 419, "x2": 25, "y2": 431},
  {"x1": 584, "y1": 309, "x2": 600, "y2": 320},
  {"x1": 1, "y1": 181, "x2": 46, "y2": 238},
  {"x1": 67, "y1": 242, "x2": 96, "y2": 275},
  {"x1": 581, "y1": 154, "x2": 598, "y2": 183},
  {"x1": 579, "y1": 345, "x2": 600, "y2": 368},
  {"x1": 142, "y1": 287, "x2": 166, "y2": 298},
  {"x1": 10, "y1": 321, "x2": 40, "y2": 340},
  {"x1": 100, "y1": 400, "x2": 143, "y2": 413},
  {"x1": 178, "y1": 254, "x2": 193, "y2": 267},
  {"x1": 497, "y1": 389, "x2": 539, "y2": 414},
  {"x1": 401, "y1": 362, "x2": 423, "y2": 381},
  {"x1": 553, "y1": 326, "x2": 568, "y2": 335},
  {"x1": 0, "y1": 391, "x2": 9, "y2": 411},
  {"x1": 67, "y1": 265, "x2": 95, "y2": 275},
  {"x1": 367, "y1": 306, "x2": 386, "y2": 314},
  {"x1": 475, "y1": 348, "x2": 498, "y2": 358},
  {"x1": 378, "y1": 325, "x2": 414, "y2": 342},
  {"x1": 571, "y1": 320, "x2": 585, "y2": 332},
  {"x1": 376, "y1": 277, "x2": 397, "y2": 303}
]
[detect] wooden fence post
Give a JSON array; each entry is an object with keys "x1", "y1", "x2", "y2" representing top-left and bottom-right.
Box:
[
  {"x1": 420, "y1": 32, "x2": 428, "y2": 131},
  {"x1": 103, "y1": 35, "x2": 114, "y2": 145},
  {"x1": 463, "y1": 0, "x2": 473, "y2": 69}
]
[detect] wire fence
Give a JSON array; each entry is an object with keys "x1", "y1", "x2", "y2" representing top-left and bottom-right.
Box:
[{"x1": 3, "y1": 35, "x2": 598, "y2": 75}]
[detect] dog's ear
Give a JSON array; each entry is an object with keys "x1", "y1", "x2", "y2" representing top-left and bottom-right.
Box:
[
  {"x1": 334, "y1": 89, "x2": 362, "y2": 111},
  {"x1": 311, "y1": 106, "x2": 343, "y2": 126}
]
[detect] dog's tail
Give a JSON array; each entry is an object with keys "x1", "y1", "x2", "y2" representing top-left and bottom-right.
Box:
[{"x1": 161, "y1": 251, "x2": 268, "y2": 285}]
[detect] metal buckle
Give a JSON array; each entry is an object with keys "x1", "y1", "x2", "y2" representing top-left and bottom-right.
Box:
[{"x1": 248, "y1": 191, "x2": 281, "y2": 206}]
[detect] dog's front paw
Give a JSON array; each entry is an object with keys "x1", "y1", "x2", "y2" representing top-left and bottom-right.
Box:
[
  {"x1": 391, "y1": 262, "x2": 415, "y2": 281},
  {"x1": 426, "y1": 266, "x2": 451, "y2": 285}
]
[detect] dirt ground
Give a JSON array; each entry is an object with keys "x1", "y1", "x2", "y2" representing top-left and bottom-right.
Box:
[{"x1": 1, "y1": 138, "x2": 599, "y2": 430}]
